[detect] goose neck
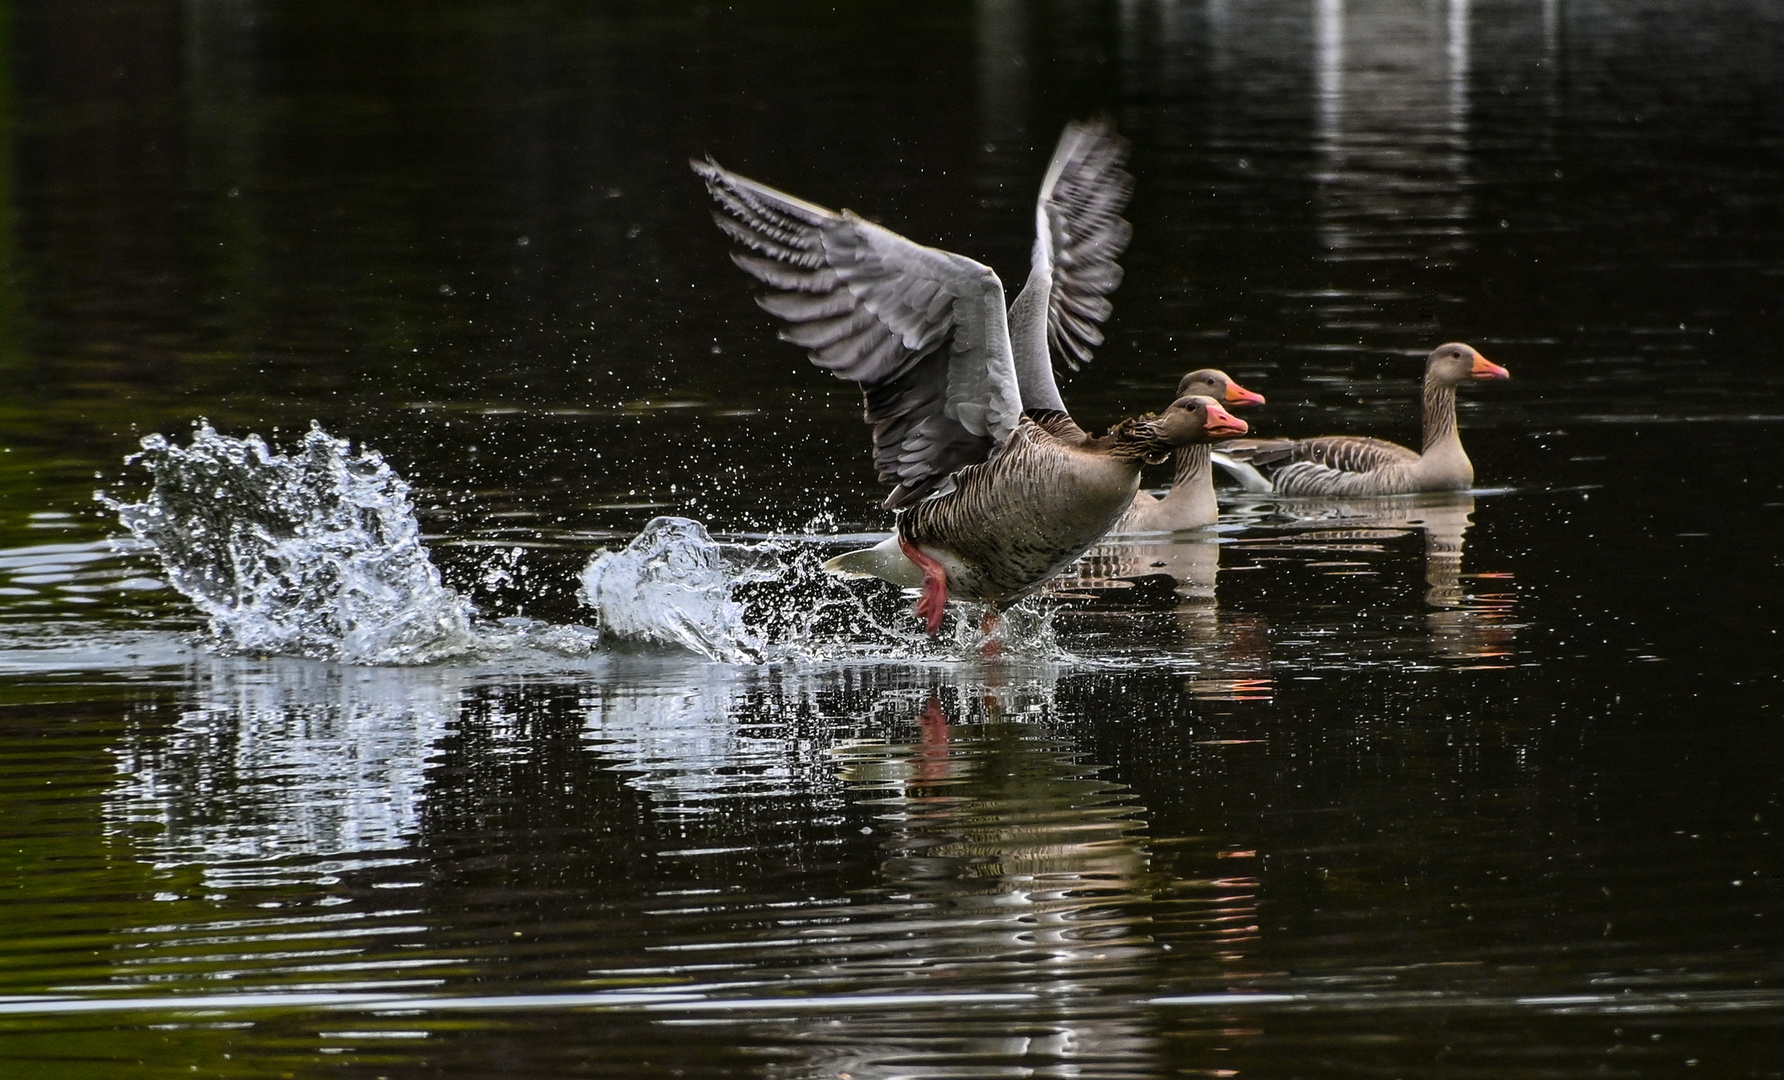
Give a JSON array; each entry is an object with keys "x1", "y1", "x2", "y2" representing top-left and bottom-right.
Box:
[
  {"x1": 1171, "y1": 442, "x2": 1212, "y2": 488},
  {"x1": 1097, "y1": 415, "x2": 1172, "y2": 463},
  {"x1": 1421, "y1": 376, "x2": 1461, "y2": 455}
]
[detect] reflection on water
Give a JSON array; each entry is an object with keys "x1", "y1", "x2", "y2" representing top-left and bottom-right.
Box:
[
  {"x1": 1316, "y1": 0, "x2": 1473, "y2": 266},
  {"x1": 977, "y1": 0, "x2": 1030, "y2": 155},
  {"x1": 98, "y1": 660, "x2": 1280, "y2": 1075},
  {"x1": 8, "y1": 0, "x2": 1784, "y2": 1075},
  {"x1": 108, "y1": 659, "x2": 460, "y2": 885},
  {"x1": 724, "y1": 686, "x2": 1169, "y2": 1077},
  {"x1": 580, "y1": 665, "x2": 839, "y2": 813},
  {"x1": 1054, "y1": 493, "x2": 1510, "y2": 674},
  {"x1": 1053, "y1": 533, "x2": 1278, "y2": 695},
  {"x1": 1230, "y1": 492, "x2": 1517, "y2": 663},
  {"x1": 1064, "y1": 532, "x2": 1224, "y2": 606}
]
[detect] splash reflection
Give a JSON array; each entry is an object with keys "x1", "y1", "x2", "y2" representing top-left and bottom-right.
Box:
[
  {"x1": 108, "y1": 658, "x2": 460, "y2": 886},
  {"x1": 580, "y1": 666, "x2": 821, "y2": 813},
  {"x1": 93, "y1": 659, "x2": 1280, "y2": 1073},
  {"x1": 569, "y1": 671, "x2": 1185, "y2": 1075}
]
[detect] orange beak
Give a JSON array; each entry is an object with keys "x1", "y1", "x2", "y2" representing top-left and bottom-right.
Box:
[
  {"x1": 1204, "y1": 403, "x2": 1249, "y2": 438},
  {"x1": 1471, "y1": 353, "x2": 1510, "y2": 380},
  {"x1": 1225, "y1": 382, "x2": 1267, "y2": 406}
]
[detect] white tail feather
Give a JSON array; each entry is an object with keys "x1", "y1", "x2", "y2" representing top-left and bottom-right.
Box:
[{"x1": 1211, "y1": 451, "x2": 1275, "y2": 493}]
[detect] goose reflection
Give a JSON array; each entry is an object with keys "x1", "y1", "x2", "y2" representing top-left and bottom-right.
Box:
[
  {"x1": 577, "y1": 669, "x2": 1182, "y2": 1074},
  {"x1": 1054, "y1": 531, "x2": 1221, "y2": 607},
  {"x1": 1231, "y1": 491, "x2": 1517, "y2": 662},
  {"x1": 1050, "y1": 536, "x2": 1276, "y2": 694},
  {"x1": 783, "y1": 687, "x2": 1164, "y2": 1077},
  {"x1": 841, "y1": 689, "x2": 1153, "y2": 970}
]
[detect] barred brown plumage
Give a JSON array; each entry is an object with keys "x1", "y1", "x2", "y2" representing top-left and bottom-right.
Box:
[
  {"x1": 1215, "y1": 343, "x2": 1509, "y2": 497},
  {"x1": 692, "y1": 124, "x2": 1249, "y2": 634}
]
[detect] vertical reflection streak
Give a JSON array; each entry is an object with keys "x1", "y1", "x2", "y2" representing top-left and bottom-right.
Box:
[
  {"x1": 1206, "y1": 0, "x2": 1232, "y2": 77},
  {"x1": 1315, "y1": 0, "x2": 1344, "y2": 153},
  {"x1": 1541, "y1": 0, "x2": 1564, "y2": 138},
  {"x1": 1117, "y1": 0, "x2": 1143, "y2": 94},
  {"x1": 1312, "y1": 0, "x2": 1475, "y2": 297},
  {"x1": 976, "y1": 0, "x2": 1030, "y2": 153},
  {"x1": 1448, "y1": 0, "x2": 1472, "y2": 148}
]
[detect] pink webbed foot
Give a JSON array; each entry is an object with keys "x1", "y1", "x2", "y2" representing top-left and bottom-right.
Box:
[{"x1": 899, "y1": 536, "x2": 949, "y2": 636}]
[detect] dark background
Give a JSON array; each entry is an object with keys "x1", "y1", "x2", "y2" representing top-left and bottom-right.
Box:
[{"x1": 0, "y1": 2, "x2": 1781, "y2": 1077}]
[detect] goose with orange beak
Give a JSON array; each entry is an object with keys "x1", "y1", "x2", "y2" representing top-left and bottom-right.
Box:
[
  {"x1": 694, "y1": 130, "x2": 1250, "y2": 635},
  {"x1": 1112, "y1": 368, "x2": 1268, "y2": 532},
  {"x1": 1214, "y1": 343, "x2": 1508, "y2": 497}
]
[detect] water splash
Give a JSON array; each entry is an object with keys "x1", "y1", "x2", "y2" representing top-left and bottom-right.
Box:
[
  {"x1": 578, "y1": 517, "x2": 920, "y2": 663},
  {"x1": 578, "y1": 517, "x2": 1067, "y2": 663},
  {"x1": 577, "y1": 517, "x2": 754, "y2": 661},
  {"x1": 102, "y1": 422, "x2": 482, "y2": 665},
  {"x1": 102, "y1": 425, "x2": 1064, "y2": 666}
]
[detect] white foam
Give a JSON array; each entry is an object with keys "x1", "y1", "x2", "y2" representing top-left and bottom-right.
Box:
[
  {"x1": 577, "y1": 516, "x2": 760, "y2": 662},
  {"x1": 104, "y1": 422, "x2": 481, "y2": 665},
  {"x1": 577, "y1": 516, "x2": 1062, "y2": 663}
]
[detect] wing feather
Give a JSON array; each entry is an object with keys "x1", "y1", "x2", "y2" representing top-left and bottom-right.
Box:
[
  {"x1": 693, "y1": 156, "x2": 1022, "y2": 508},
  {"x1": 729, "y1": 253, "x2": 837, "y2": 292},
  {"x1": 1037, "y1": 119, "x2": 1134, "y2": 375},
  {"x1": 1220, "y1": 435, "x2": 1424, "y2": 494},
  {"x1": 1291, "y1": 436, "x2": 1421, "y2": 471},
  {"x1": 756, "y1": 290, "x2": 856, "y2": 321},
  {"x1": 1005, "y1": 119, "x2": 1135, "y2": 411}
]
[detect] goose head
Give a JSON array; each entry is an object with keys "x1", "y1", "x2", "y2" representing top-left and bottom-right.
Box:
[
  {"x1": 1427, "y1": 342, "x2": 1509, "y2": 385},
  {"x1": 1176, "y1": 368, "x2": 1266, "y2": 407},
  {"x1": 1151, "y1": 394, "x2": 1249, "y2": 449}
]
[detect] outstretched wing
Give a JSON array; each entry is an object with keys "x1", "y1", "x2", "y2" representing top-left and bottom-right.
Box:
[
  {"x1": 693, "y1": 158, "x2": 1023, "y2": 509},
  {"x1": 1005, "y1": 119, "x2": 1135, "y2": 413},
  {"x1": 1033, "y1": 118, "x2": 1135, "y2": 374}
]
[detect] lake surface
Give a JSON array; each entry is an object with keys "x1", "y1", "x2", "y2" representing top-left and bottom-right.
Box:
[{"x1": 4, "y1": 1, "x2": 1783, "y2": 1077}]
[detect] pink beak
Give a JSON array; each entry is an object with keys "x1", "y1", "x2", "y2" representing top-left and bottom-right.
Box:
[
  {"x1": 1204, "y1": 403, "x2": 1249, "y2": 438},
  {"x1": 1472, "y1": 353, "x2": 1510, "y2": 380}
]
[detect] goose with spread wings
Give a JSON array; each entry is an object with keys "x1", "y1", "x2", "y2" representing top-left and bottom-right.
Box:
[
  {"x1": 692, "y1": 122, "x2": 1247, "y2": 633},
  {"x1": 1213, "y1": 343, "x2": 1509, "y2": 497}
]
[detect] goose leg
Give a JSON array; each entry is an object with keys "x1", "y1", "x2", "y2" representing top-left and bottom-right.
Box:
[
  {"x1": 979, "y1": 608, "x2": 1003, "y2": 658},
  {"x1": 898, "y1": 536, "x2": 949, "y2": 635}
]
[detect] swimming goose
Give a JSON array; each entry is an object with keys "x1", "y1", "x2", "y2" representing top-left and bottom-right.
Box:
[
  {"x1": 692, "y1": 153, "x2": 1247, "y2": 634},
  {"x1": 1214, "y1": 343, "x2": 1508, "y2": 497},
  {"x1": 1111, "y1": 368, "x2": 1265, "y2": 532}
]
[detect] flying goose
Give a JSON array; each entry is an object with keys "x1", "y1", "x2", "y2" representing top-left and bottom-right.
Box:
[
  {"x1": 1214, "y1": 343, "x2": 1508, "y2": 497},
  {"x1": 692, "y1": 131, "x2": 1247, "y2": 634},
  {"x1": 1111, "y1": 368, "x2": 1266, "y2": 532}
]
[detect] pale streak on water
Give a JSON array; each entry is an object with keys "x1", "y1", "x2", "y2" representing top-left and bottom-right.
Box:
[{"x1": 1, "y1": 0, "x2": 1782, "y2": 1077}]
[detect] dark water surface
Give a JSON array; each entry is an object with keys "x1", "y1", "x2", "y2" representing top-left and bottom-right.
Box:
[{"x1": 4, "y1": 1, "x2": 1784, "y2": 1077}]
